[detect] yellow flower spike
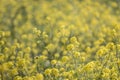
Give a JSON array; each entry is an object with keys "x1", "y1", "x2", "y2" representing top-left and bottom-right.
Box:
[
  {"x1": 17, "y1": 59, "x2": 26, "y2": 67},
  {"x1": 46, "y1": 16, "x2": 51, "y2": 21},
  {"x1": 24, "y1": 47, "x2": 31, "y2": 53},
  {"x1": 3, "y1": 47, "x2": 9, "y2": 53},
  {"x1": 23, "y1": 76, "x2": 35, "y2": 80},
  {"x1": 60, "y1": 68, "x2": 65, "y2": 72},
  {"x1": 5, "y1": 31, "x2": 11, "y2": 37},
  {"x1": 117, "y1": 59, "x2": 120, "y2": 66},
  {"x1": 14, "y1": 42, "x2": 20, "y2": 48},
  {"x1": 36, "y1": 73, "x2": 44, "y2": 80},
  {"x1": 69, "y1": 70, "x2": 75, "y2": 74},
  {"x1": 7, "y1": 61, "x2": 14, "y2": 68},
  {"x1": 63, "y1": 51, "x2": 67, "y2": 55},
  {"x1": 51, "y1": 59, "x2": 57, "y2": 65},
  {"x1": 14, "y1": 76, "x2": 22, "y2": 80},
  {"x1": 85, "y1": 47, "x2": 91, "y2": 53},
  {"x1": 81, "y1": 57, "x2": 86, "y2": 62},
  {"x1": 21, "y1": 34, "x2": 27, "y2": 39},
  {"x1": 111, "y1": 2, "x2": 117, "y2": 8},
  {"x1": 67, "y1": 44, "x2": 74, "y2": 51},
  {"x1": 46, "y1": 43, "x2": 55, "y2": 52},
  {"x1": 11, "y1": 45, "x2": 17, "y2": 52},
  {"x1": 0, "y1": 64, "x2": 2, "y2": 72},
  {"x1": 42, "y1": 50, "x2": 48, "y2": 55},
  {"x1": 0, "y1": 31, "x2": 5, "y2": 38},
  {"x1": 31, "y1": 76, "x2": 36, "y2": 80},
  {"x1": 33, "y1": 28, "x2": 38, "y2": 33},
  {"x1": 102, "y1": 73, "x2": 110, "y2": 78},
  {"x1": 54, "y1": 53, "x2": 60, "y2": 58},
  {"x1": 70, "y1": 36, "x2": 77, "y2": 43},
  {"x1": 0, "y1": 54, "x2": 4, "y2": 62},
  {"x1": 0, "y1": 40, "x2": 5, "y2": 45},
  {"x1": 83, "y1": 61, "x2": 95, "y2": 72},
  {"x1": 36, "y1": 30, "x2": 41, "y2": 36},
  {"x1": 10, "y1": 68, "x2": 18, "y2": 76},
  {"x1": 117, "y1": 44, "x2": 120, "y2": 50},
  {"x1": 68, "y1": 73, "x2": 73, "y2": 79},
  {"x1": 96, "y1": 49, "x2": 104, "y2": 57},
  {"x1": 44, "y1": 68, "x2": 52, "y2": 75},
  {"x1": 39, "y1": 55, "x2": 47, "y2": 61},
  {"x1": 61, "y1": 37, "x2": 68, "y2": 44},
  {"x1": 33, "y1": 28, "x2": 41, "y2": 36},
  {"x1": 96, "y1": 47, "x2": 108, "y2": 57},
  {"x1": 0, "y1": 63, "x2": 8, "y2": 73},
  {"x1": 106, "y1": 42, "x2": 115, "y2": 50},
  {"x1": 111, "y1": 73, "x2": 117, "y2": 79},
  {"x1": 101, "y1": 68, "x2": 111, "y2": 78},
  {"x1": 64, "y1": 79, "x2": 69, "y2": 80},
  {"x1": 111, "y1": 29, "x2": 117, "y2": 37},
  {"x1": 103, "y1": 68, "x2": 110, "y2": 73},
  {"x1": 51, "y1": 68, "x2": 59, "y2": 77},
  {"x1": 73, "y1": 78, "x2": 78, "y2": 80},
  {"x1": 62, "y1": 71, "x2": 69, "y2": 77},
  {"x1": 43, "y1": 34, "x2": 48, "y2": 39},
  {"x1": 18, "y1": 51, "x2": 23, "y2": 57},
  {"x1": 73, "y1": 51, "x2": 80, "y2": 58},
  {"x1": 61, "y1": 56, "x2": 69, "y2": 63}
]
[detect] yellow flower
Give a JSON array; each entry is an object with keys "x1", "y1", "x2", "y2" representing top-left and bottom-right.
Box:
[
  {"x1": 54, "y1": 53, "x2": 60, "y2": 58},
  {"x1": 61, "y1": 56, "x2": 69, "y2": 63},
  {"x1": 23, "y1": 76, "x2": 35, "y2": 80},
  {"x1": 51, "y1": 60, "x2": 57, "y2": 65},
  {"x1": 67, "y1": 44, "x2": 74, "y2": 50},
  {"x1": 73, "y1": 51, "x2": 80, "y2": 58},
  {"x1": 14, "y1": 76, "x2": 22, "y2": 80},
  {"x1": 51, "y1": 68, "x2": 59, "y2": 77},
  {"x1": 36, "y1": 73, "x2": 44, "y2": 80},
  {"x1": 111, "y1": 29, "x2": 117, "y2": 37},
  {"x1": 96, "y1": 47, "x2": 108, "y2": 57},
  {"x1": 7, "y1": 61, "x2": 14, "y2": 68},
  {"x1": 81, "y1": 57, "x2": 86, "y2": 62},
  {"x1": 60, "y1": 68, "x2": 65, "y2": 72},
  {"x1": 0, "y1": 63, "x2": 9, "y2": 72},
  {"x1": 10, "y1": 68, "x2": 18, "y2": 76},
  {"x1": 70, "y1": 36, "x2": 77, "y2": 43},
  {"x1": 3, "y1": 47, "x2": 9, "y2": 53},
  {"x1": 0, "y1": 31, "x2": 5, "y2": 38},
  {"x1": 0, "y1": 54, "x2": 4, "y2": 62},
  {"x1": 44, "y1": 69, "x2": 52, "y2": 75},
  {"x1": 33, "y1": 28, "x2": 41, "y2": 36},
  {"x1": 39, "y1": 55, "x2": 47, "y2": 61},
  {"x1": 103, "y1": 68, "x2": 110, "y2": 73},
  {"x1": 61, "y1": 37, "x2": 68, "y2": 44},
  {"x1": 83, "y1": 61, "x2": 95, "y2": 72},
  {"x1": 102, "y1": 73, "x2": 110, "y2": 78},
  {"x1": 46, "y1": 43, "x2": 55, "y2": 52},
  {"x1": 111, "y1": 2, "x2": 117, "y2": 8},
  {"x1": 111, "y1": 73, "x2": 117, "y2": 79},
  {"x1": 106, "y1": 42, "x2": 114, "y2": 50},
  {"x1": 0, "y1": 40, "x2": 5, "y2": 45},
  {"x1": 62, "y1": 71, "x2": 69, "y2": 77},
  {"x1": 17, "y1": 59, "x2": 26, "y2": 67},
  {"x1": 24, "y1": 47, "x2": 31, "y2": 53},
  {"x1": 42, "y1": 50, "x2": 48, "y2": 55}
]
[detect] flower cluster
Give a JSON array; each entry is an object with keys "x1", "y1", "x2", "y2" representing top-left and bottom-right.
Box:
[{"x1": 0, "y1": 0, "x2": 120, "y2": 80}]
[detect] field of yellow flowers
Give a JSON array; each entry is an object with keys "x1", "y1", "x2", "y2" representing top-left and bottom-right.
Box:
[{"x1": 0, "y1": 0, "x2": 120, "y2": 80}]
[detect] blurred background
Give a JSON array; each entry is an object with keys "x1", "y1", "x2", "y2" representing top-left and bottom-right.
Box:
[{"x1": 0, "y1": 0, "x2": 120, "y2": 39}]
